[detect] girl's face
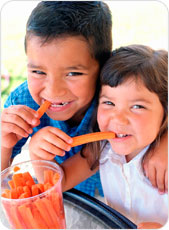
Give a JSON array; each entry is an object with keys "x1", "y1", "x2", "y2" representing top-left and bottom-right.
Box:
[
  {"x1": 97, "y1": 77, "x2": 164, "y2": 161},
  {"x1": 27, "y1": 35, "x2": 99, "y2": 123}
]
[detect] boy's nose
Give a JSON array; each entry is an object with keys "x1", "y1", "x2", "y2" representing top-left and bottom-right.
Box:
[{"x1": 45, "y1": 78, "x2": 67, "y2": 98}]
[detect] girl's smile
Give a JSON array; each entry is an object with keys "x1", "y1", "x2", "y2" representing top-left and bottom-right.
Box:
[{"x1": 97, "y1": 77, "x2": 164, "y2": 161}]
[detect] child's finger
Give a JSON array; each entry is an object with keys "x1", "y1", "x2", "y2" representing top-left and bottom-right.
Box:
[
  {"x1": 156, "y1": 170, "x2": 165, "y2": 194},
  {"x1": 147, "y1": 166, "x2": 157, "y2": 188},
  {"x1": 35, "y1": 148, "x2": 65, "y2": 161},
  {"x1": 4, "y1": 106, "x2": 39, "y2": 126},
  {"x1": 165, "y1": 170, "x2": 168, "y2": 192},
  {"x1": 2, "y1": 122, "x2": 30, "y2": 138},
  {"x1": 49, "y1": 127, "x2": 73, "y2": 144},
  {"x1": 44, "y1": 132, "x2": 71, "y2": 152},
  {"x1": 2, "y1": 113, "x2": 33, "y2": 135}
]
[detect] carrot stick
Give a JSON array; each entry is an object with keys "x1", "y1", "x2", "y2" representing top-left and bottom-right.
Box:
[
  {"x1": 44, "y1": 169, "x2": 54, "y2": 185},
  {"x1": 31, "y1": 204, "x2": 48, "y2": 229},
  {"x1": 18, "y1": 204, "x2": 33, "y2": 229},
  {"x1": 71, "y1": 131, "x2": 115, "y2": 147},
  {"x1": 8, "y1": 180, "x2": 15, "y2": 189},
  {"x1": 12, "y1": 173, "x2": 25, "y2": 188},
  {"x1": 34, "y1": 198, "x2": 55, "y2": 228},
  {"x1": 53, "y1": 172, "x2": 60, "y2": 185},
  {"x1": 13, "y1": 166, "x2": 20, "y2": 172},
  {"x1": 37, "y1": 100, "x2": 51, "y2": 118},
  {"x1": 10, "y1": 206, "x2": 26, "y2": 229},
  {"x1": 31, "y1": 184, "x2": 40, "y2": 196},
  {"x1": 22, "y1": 171, "x2": 35, "y2": 186},
  {"x1": 42, "y1": 197, "x2": 60, "y2": 228}
]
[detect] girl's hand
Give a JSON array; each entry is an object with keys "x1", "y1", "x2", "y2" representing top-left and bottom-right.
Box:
[
  {"x1": 1, "y1": 105, "x2": 40, "y2": 149},
  {"x1": 29, "y1": 126, "x2": 73, "y2": 161},
  {"x1": 137, "y1": 222, "x2": 162, "y2": 229},
  {"x1": 142, "y1": 132, "x2": 168, "y2": 194}
]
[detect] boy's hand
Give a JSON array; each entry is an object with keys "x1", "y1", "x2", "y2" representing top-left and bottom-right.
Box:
[
  {"x1": 1, "y1": 105, "x2": 40, "y2": 149},
  {"x1": 142, "y1": 132, "x2": 168, "y2": 194},
  {"x1": 29, "y1": 126, "x2": 73, "y2": 161},
  {"x1": 137, "y1": 222, "x2": 162, "y2": 229}
]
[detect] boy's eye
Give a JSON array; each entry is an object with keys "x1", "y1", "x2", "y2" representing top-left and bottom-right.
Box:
[
  {"x1": 132, "y1": 104, "x2": 145, "y2": 109},
  {"x1": 67, "y1": 72, "x2": 83, "y2": 77},
  {"x1": 32, "y1": 70, "x2": 46, "y2": 75}
]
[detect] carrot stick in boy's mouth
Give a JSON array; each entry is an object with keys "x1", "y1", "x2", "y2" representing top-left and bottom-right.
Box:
[
  {"x1": 71, "y1": 132, "x2": 115, "y2": 147},
  {"x1": 37, "y1": 100, "x2": 51, "y2": 118}
]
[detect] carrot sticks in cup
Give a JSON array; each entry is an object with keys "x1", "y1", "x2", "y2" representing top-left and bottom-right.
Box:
[
  {"x1": 37, "y1": 100, "x2": 51, "y2": 118},
  {"x1": 71, "y1": 131, "x2": 115, "y2": 147}
]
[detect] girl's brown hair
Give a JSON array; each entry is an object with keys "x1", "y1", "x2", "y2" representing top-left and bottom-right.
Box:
[{"x1": 82, "y1": 45, "x2": 168, "y2": 170}]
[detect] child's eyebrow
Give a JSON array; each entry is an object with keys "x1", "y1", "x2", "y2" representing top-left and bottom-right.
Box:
[
  {"x1": 66, "y1": 65, "x2": 88, "y2": 70},
  {"x1": 27, "y1": 63, "x2": 43, "y2": 69}
]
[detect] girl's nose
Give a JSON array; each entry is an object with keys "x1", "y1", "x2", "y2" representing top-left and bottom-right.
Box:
[{"x1": 111, "y1": 110, "x2": 129, "y2": 126}]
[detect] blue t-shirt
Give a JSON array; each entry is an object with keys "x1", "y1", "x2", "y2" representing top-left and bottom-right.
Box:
[{"x1": 4, "y1": 81, "x2": 103, "y2": 197}]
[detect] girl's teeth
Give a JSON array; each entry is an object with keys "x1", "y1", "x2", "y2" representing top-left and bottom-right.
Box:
[
  {"x1": 116, "y1": 134, "x2": 128, "y2": 138},
  {"x1": 51, "y1": 102, "x2": 69, "y2": 107}
]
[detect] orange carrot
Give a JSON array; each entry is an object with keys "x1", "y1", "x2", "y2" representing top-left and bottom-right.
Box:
[
  {"x1": 31, "y1": 184, "x2": 40, "y2": 196},
  {"x1": 8, "y1": 180, "x2": 15, "y2": 189},
  {"x1": 37, "y1": 100, "x2": 51, "y2": 118},
  {"x1": 13, "y1": 166, "x2": 20, "y2": 172},
  {"x1": 44, "y1": 169, "x2": 54, "y2": 185},
  {"x1": 53, "y1": 172, "x2": 60, "y2": 185},
  {"x1": 16, "y1": 186, "x2": 24, "y2": 197},
  {"x1": 10, "y1": 188, "x2": 18, "y2": 199},
  {"x1": 71, "y1": 131, "x2": 115, "y2": 147},
  {"x1": 19, "y1": 192, "x2": 30, "y2": 199},
  {"x1": 31, "y1": 204, "x2": 48, "y2": 229},
  {"x1": 34, "y1": 198, "x2": 55, "y2": 228},
  {"x1": 23, "y1": 185, "x2": 32, "y2": 197},
  {"x1": 44, "y1": 182, "x2": 53, "y2": 191},
  {"x1": 10, "y1": 206, "x2": 26, "y2": 229},
  {"x1": 18, "y1": 204, "x2": 33, "y2": 229},
  {"x1": 42, "y1": 197, "x2": 60, "y2": 228},
  {"x1": 22, "y1": 171, "x2": 35, "y2": 186},
  {"x1": 12, "y1": 173, "x2": 25, "y2": 188},
  {"x1": 36, "y1": 183, "x2": 44, "y2": 193}
]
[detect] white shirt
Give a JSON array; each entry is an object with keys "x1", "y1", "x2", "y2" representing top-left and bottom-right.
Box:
[{"x1": 99, "y1": 143, "x2": 168, "y2": 225}]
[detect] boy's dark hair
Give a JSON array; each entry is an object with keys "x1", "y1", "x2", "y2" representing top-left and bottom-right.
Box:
[
  {"x1": 25, "y1": 1, "x2": 112, "y2": 68},
  {"x1": 100, "y1": 44, "x2": 168, "y2": 145}
]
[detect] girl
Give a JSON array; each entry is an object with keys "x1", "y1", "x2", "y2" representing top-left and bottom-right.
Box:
[{"x1": 30, "y1": 45, "x2": 168, "y2": 228}]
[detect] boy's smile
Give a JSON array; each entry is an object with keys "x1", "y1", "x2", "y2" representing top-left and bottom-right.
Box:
[
  {"x1": 26, "y1": 36, "x2": 99, "y2": 123},
  {"x1": 98, "y1": 77, "x2": 164, "y2": 161}
]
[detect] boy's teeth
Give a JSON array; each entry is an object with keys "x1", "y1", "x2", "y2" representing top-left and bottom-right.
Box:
[
  {"x1": 51, "y1": 102, "x2": 69, "y2": 107},
  {"x1": 116, "y1": 134, "x2": 128, "y2": 138}
]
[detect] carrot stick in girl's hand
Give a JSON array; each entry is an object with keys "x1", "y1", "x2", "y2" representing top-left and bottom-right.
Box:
[
  {"x1": 37, "y1": 100, "x2": 51, "y2": 118},
  {"x1": 71, "y1": 131, "x2": 115, "y2": 147}
]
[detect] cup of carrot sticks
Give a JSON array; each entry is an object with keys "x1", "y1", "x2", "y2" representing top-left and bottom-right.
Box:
[{"x1": 1, "y1": 160, "x2": 66, "y2": 229}]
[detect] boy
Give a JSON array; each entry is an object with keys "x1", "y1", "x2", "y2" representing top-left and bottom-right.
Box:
[{"x1": 1, "y1": 1, "x2": 167, "y2": 196}]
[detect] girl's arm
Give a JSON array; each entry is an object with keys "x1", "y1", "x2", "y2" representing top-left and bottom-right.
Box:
[
  {"x1": 61, "y1": 151, "x2": 98, "y2": 192},
  {"x1": 143, "y1": 131, "x2": 168, "y2": 194}
]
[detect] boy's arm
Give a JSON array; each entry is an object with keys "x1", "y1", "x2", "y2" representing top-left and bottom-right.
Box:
[
  {"x1": 1, "y1": 147, "x2": 13, "y2": 171},
  {"x1": 143, "y1": 131, "x2": 168, "y2": 193},
  {"x1": 61, "y1": 151, "x2": 98, "y2": 192}
]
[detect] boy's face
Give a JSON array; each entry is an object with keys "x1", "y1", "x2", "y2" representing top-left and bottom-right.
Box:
[
  {"x1": 26, "y1": 36, "x2": 99, "y2": 122},
  {"x1": 97, "y1": 77, "x2": 164, "y2": 161}
]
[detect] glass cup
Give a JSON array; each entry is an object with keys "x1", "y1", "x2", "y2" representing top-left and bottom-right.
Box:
[{"x1": 1, "y1": 160, "x2": 66, "y2": 229}]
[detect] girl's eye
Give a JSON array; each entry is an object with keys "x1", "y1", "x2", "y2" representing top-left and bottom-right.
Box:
[
  {"x1": 67, "y1": 72, "x2": 83, "y2": 77},
  {"x1": 32, "y1": 70, "x2": 46, "y2": 75},
  {"x1": 103, "y1": 101, "x2": 115, "y2": 106},
  {"x1": 132, "y1": 104, "x2": 145, "y2": 109}
]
